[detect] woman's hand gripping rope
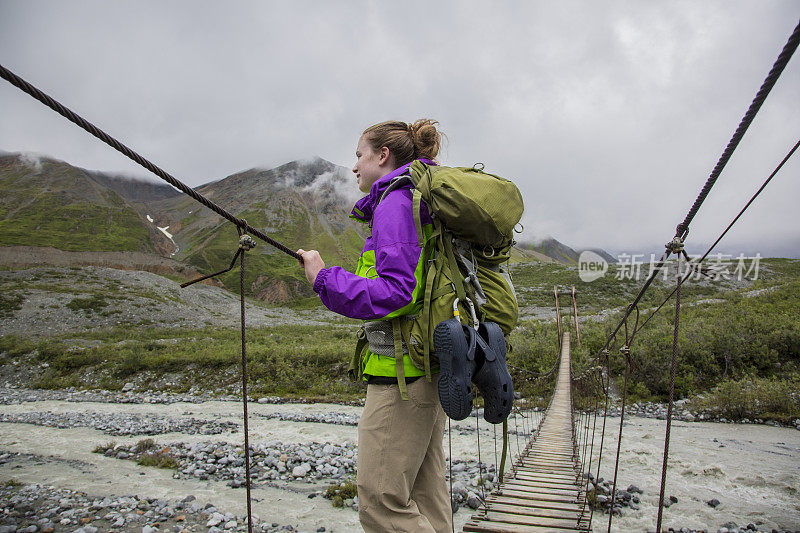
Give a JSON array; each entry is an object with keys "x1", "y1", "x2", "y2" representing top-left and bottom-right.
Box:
[{"x1": 296, "y1": 249, "x2": 325, "y2": 285}]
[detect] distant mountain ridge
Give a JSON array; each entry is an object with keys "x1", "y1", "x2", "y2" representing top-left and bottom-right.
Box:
[{"x1": 0, "y1": 151, "x2": 613, "y2": 301}]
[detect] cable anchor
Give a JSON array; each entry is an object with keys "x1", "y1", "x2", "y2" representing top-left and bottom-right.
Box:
[
  {"x1": 665, "y1": 236, "x2": 684, "y2": 254},
  {"x1": 239, "y1": 234, "x2": 257, "y2": 251}
]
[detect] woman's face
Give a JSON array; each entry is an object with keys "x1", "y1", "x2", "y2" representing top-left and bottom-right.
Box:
[{"x1": 353, "y1": 136, "x2": 386, "y2": 193}]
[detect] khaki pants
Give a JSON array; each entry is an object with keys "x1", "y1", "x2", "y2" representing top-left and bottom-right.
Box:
[{"x1": 357, "y1": 376, "x2": 452, "y2": 533}]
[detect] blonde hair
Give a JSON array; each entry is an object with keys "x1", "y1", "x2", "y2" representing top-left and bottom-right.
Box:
[{"x1": 362, "y1": 119, "x2": 443, "y2": 167}]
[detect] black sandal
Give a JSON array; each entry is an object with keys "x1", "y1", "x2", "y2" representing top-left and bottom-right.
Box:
[
  {"x1": 435, "y1": 317, "x2": 476, "y2": 420},
  {"x1": 472, "y1": 321, "x2": 514, "y2": 424}
]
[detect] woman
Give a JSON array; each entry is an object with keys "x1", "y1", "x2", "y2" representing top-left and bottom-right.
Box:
[{"x1": 297, "y1": 119, "x2": 451, "y2": 532}]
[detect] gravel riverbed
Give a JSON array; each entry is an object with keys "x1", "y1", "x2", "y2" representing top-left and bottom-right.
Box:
[{"x1": 1, "y1": 388, "x2": 798, "y2": 532}]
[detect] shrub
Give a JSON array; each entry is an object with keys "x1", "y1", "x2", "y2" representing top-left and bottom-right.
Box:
[
  {"x1": 93, "y1": 441, "x2": 117, "y2": 454},
  {"x1": 324, "y1": 478, "x2": 357, "y2": 508},
  {"x1": 135, "y1": 438, "x2": 156, "y2": 453},
  {"x1": 137, "y1": 449, "x2": 179, "y2": 469}
]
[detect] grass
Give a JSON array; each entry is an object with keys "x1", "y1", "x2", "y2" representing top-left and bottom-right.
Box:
[
  {"x1": 1, "y1": 258, "x2": 797, "y2": 416},
  {"x1": 0, "y1": 292, "x2": 23, "y2": 318},
  {"x1": 3, "y1": 323, "x2": 365, "y2": 401},
  {"x1": 66, "y1": 294, "x2": 109, "y2": 314},
  {"x1": 0, "y1": 194, "x2": 151, "y2": 253},
  {"x1": 135, "y1": 438, "x2": 157, "y2": 453}
]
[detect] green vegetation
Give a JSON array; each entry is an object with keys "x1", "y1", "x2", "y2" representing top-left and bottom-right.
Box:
[
  {"x1": 93, "y1": 441, "x2": 117, "y2": 454},
  {"x1": 135, "y1": 438, "x2": 157, "y2": 453},
  {"x1": 66, "y1": 294, "x2": 109, "y2": 314},
  {"x1": 506, "y1": 259, "x2": 800, "y2": 422},
  {"x1": 0, "y1": 292, "x2": 23, "y2": 318},
  {"x1": 2, "y1": 323, "x2": 364, "y2": 401},
  {"x1": 179, "y1": 202, "x2": 363, "y2": 302},
  {"x1": 324, "y1": 478, "x2": 358, "y2": 508},
  {"x1": 137, "y1": 449, "x2": 180, "y2": 469},
  {"x1": 587, "y1": 281, "x2": 800, "y2": 401},
  {"x1": 0, "y1": 194, "x2": 151, "y2": 252},
  {"x1": 688, "y1": 375, "x2": 800, "y2": 423},
  {"x1": 1, "y1": 256, "x2": 797, "y2": 421}
]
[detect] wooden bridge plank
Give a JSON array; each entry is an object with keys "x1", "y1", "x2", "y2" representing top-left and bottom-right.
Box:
[
  {"x1": 487, "y1": 498, "x2": 583, "y2": 513},
  {"x1": 463, "y1": 520, "x2": 580, "y2": 533},
  {"x1": 471, "y1": 510, "x2": 587, "y2": 529},
  {"x1": 464, "y1": 332, "x2": 590, "y2": 532}
]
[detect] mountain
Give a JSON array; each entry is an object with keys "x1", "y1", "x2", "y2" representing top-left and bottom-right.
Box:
[
  {"x1": 0, "y1": 153, "x2": 156, "y2": 254},
  {"x1": 0, "y1": 153, "x2": 366, "y2": 302},
  {"x1": 0, "y1": 151, "x2": 613, "y2": 302},
  {"x1": 517, "y1": 238, "x2": 580, "y2": 263}
]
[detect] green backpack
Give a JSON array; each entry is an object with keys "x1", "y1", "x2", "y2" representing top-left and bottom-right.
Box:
[{"x1": 351, "y1": 160, "x2": 524, "y2": 399}]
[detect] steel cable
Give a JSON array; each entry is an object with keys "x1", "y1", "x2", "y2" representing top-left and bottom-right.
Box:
[
  {"x1": 656, "y1": 250, "x2": 683, "y2": 532},
  {"x1": 238, "y1": 242, "x2": 254, "y2": 533}
]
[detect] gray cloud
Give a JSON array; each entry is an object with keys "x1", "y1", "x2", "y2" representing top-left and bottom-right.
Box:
[{"x1": 1, "y1": 1, "x2": 798, "y2": 257}]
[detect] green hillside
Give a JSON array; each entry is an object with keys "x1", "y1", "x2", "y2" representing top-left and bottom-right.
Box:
[{"x1": 0, "y1": 155, "x2": 152, "y2": 252}]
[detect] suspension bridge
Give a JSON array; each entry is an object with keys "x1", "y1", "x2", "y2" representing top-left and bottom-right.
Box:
[
  {"x1": 464, "y1": 331, "x2": 592, "y2": 532},
  {"x1": 0, "y1": 17, "x2": 798, "y2": 533}
]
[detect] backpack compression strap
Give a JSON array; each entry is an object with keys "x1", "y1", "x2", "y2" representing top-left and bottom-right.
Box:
[{"x1": 392, "y1": 319, "x2": 408, "y2": 400}]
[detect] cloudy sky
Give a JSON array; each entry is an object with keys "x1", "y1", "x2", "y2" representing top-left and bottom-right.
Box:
[{"x1": 1, "y1": 1, "x2": 798, "y2": 258}]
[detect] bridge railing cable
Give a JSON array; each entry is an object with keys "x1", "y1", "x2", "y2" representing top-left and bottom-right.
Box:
[
  {"x1": 597, "y1": 18, "x2": 800, "y2": 358},
  {"x1": 591, "y1": 19, "x2": 799, "y2": 532}
]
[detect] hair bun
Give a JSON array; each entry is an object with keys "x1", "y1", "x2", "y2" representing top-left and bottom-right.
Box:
[
  {"x1": 409, "y1": 119, "x2": 442, "y2": 161},
  {"x1": 362, "y1": 118, "x2": 443, "y2": 167}
]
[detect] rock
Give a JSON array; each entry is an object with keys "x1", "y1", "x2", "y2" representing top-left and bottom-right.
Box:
[
  {"x1": 142, "y1": 527, "x2": 157, "y2": 533},
  {"x1": 207, "y1": 512, "x2": 225, "y2": 527},
  {"x1": 627, "y1": 484, "x2": 643, "y2": 494},
  {"x1": 466, "y1": 493, "x2": 482, "y2": 510},
  {"x1": 707, "y1": 498, "x2": 721, "y2": 508},
  {"x1": 83, "y1": 527, "x2": 98, "y2": 533},
  {"x1": 223, "y1": 520, "x2": 237, "y2": 529},
  {"x1": 122, "y1": 382, "x2": 134, "y2": 392}
]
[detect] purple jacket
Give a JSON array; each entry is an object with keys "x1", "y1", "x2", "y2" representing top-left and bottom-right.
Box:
[{"x1": 313, "y1": 160, "x2": 434, "y2": 319}]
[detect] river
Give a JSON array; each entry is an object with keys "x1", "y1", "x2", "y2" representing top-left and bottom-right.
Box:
[{"x1": 0, "y1": 396, "x2": 798, "y2": 532}]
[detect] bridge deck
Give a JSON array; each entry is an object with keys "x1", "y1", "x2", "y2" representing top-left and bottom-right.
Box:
[{"x1": 463, "y1": 332, "x2": 590, "y2": 532}]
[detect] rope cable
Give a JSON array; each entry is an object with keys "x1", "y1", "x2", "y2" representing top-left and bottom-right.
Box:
[
  {"x1": 238, "y1": 239, "x2": 254, "y2": 533},
  {"x1": 656, "y1": 249, "x2": 683, "y2": 532}
]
